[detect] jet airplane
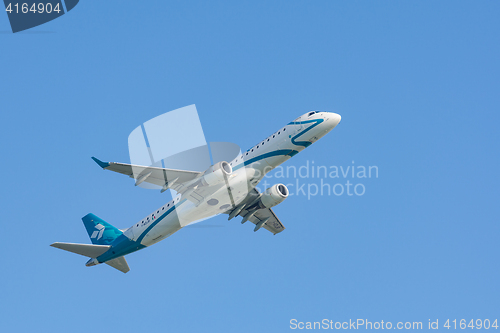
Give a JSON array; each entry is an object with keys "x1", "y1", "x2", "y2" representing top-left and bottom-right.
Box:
[{"x1": 51, "y1": 111, "x2": 341, "y2": 273}]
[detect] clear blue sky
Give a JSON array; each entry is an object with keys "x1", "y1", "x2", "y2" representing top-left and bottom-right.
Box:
[{"x1": 1, "y1": 1, "x2": 499, "y2": 332}]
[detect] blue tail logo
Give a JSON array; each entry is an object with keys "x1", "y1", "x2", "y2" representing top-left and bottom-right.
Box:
[{"x1": 82, "y1": 213, "x2": 122, "y2": 245}]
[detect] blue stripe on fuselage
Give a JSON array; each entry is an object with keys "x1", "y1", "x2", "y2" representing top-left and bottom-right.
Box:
[
  {"x1": 232, "y1": 119, "x2": 323, "y2": 171},
  {"x1": 232, "y1": 149, "x2": 299, "y2": 171},
  {"x1": 97, "y1": 199, "x2": 187, "y2": 263},
  {"x1": 288, "y1": 119, "x2": 324, "y2": 148}
]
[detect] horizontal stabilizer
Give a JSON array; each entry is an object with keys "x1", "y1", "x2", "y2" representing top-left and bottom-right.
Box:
[
  {"x1": 106, "y1": 256, "x2": 130, "y2": 273},
  {"x1": 51, "y1": 242, "x2": 110, "y2": 258}
]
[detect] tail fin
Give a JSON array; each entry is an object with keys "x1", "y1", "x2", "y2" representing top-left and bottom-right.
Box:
[{"x1": 82, "y1": 213, "x2": 122, "y2": 245}]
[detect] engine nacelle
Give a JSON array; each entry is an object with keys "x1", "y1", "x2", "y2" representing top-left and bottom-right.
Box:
[
  {"x1": 258, "y1": 184, "x2": 289, "y2": 209},
  {"x1": 201, "y1": 161, "x2": 232, "y2": 186}
]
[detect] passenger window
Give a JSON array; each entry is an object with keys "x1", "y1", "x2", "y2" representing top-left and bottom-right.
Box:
[{"x1": 278, "y1": 132, "x2": 280, "y2": 135}]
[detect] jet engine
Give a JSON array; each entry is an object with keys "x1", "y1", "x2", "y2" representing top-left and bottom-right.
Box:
[
  {"x1": 257, "y1": 183, "x2": 289, "y2": 209},
  {"x1": 201, "y1": 161, "x2": 232, "y2": 186}
]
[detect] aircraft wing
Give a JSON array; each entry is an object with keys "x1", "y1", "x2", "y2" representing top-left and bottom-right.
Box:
[
  {"x1": 242, "y1": 207, "x2": 285, "y2": 235},
  {"x1": 233, "y1": 188, "x2": 286, "y2": 235},
  {"x1": 92, "y1": 157, "x2": 201, "y2": 189}
]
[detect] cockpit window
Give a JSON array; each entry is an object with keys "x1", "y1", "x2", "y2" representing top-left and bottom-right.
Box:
[{"x1": 308, "y1": 111, "x2": 316, "y2": 116}]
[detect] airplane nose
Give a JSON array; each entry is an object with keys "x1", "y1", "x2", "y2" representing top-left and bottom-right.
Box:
[{"x1": 327, "y1": 113, "x2": 341, "y2": 129}]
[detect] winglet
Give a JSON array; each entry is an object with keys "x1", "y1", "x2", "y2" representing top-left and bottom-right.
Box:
[{"x1": 91, "y1": 157, "x2": 110, "y2": 169}]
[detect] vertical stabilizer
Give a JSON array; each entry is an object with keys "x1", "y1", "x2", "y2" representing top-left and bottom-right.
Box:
[{"x1": 82, "y1": 213, "x2": 123, "y2": 245}]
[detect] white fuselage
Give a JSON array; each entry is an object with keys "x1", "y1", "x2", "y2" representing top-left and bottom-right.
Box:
[{"x1": 123, "y1": 111, "x2": 341, "y2": 247}]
